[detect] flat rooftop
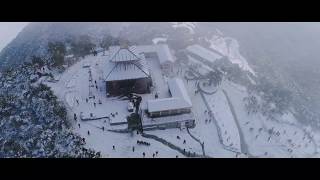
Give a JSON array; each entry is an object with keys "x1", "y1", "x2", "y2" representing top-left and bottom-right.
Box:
[{"x1": 147, "y1": 78, "x2": 192, "y2": 113}]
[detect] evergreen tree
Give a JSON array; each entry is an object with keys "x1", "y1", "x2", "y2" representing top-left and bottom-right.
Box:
[{"x1": 48, "y1": 41, "x2": 66, "y2": 68}]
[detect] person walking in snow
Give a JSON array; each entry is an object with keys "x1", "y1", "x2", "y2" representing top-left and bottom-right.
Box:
[
  {"x1": 76, "y1": 99, "x2": 79, "y2": 105},
  {"x1": 156, "y1": 151, "x2": 158, "y2": 156},
  {"x1": 78, "y1": 123, "x2": 80, "y2": 128},
  {"x1": 152, "y1": 153, "x2": 155, "y2": 158},
  {"x1": 94, "y1": 102, "x2": 96, "y2": 107},
  {"x1": 143, "y1": 152, "x2": 145, "y2": 157},
  {"x1": 102, "y1": 126, "x2": 104, "y2": 131},
  {"x1": 87, "y1": 131, "x2": 90, "y2": 135},
  {"x1": 113, "y1": 145, "x2": 115, "y2": 150},
  {"x1": 183, "y1": 140, "x2": 186, "y2": 144},
  {"x1": 132, "y1": 146, "x2": 135, "y2": 152}
]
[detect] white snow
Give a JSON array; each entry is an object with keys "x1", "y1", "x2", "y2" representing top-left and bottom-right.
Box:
[
  {"x1": 171, "y1": 22, "x2": 197, "y2": 34},
  {"x1": 203, "y1": 90, "x2": 241, "y2": 152},
  {"x1": 207, "y1": 34, "x2": 256, "y2": 75},
  {"x1": 152, "y1": 37, "x2": 167, "y2": 44},
  {"x1": 104, "y1": 46, "x2": 150, "y2": 81},
  {"x1": 221, "y1": 81, "x2": 316, "y2": 157}
]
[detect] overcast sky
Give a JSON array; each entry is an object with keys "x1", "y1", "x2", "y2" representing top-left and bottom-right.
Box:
[{"x1": 0, "y1": 22, "x2": 29, "y2": 51}]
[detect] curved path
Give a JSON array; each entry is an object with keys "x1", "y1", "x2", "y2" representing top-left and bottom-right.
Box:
[
  {"x1": 141, "y1": 132, "x2": 209, "y2": 158},
  {"x1": 186, "y1": 128, "x2": 206, "y2": 156},
  {"x1": 197, "y1": 82, "x2": 217, "y2": 95}
]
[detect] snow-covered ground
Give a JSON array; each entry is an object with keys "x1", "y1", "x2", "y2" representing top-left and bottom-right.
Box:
[
  {"x1": 181, "y1": 73, "x2": 237, "y2": 157},
  {"x1": 45, "y1": 42, "x2": 318, "y2": 158},
  {"x1": 47, "y1": 52, "x2": 189, "y2": 158},
  {"x1": 152, "y1": 37, "x2": 167, "y2": 45},
  {"x1": 182, "y1": 50, "x2": 318, "y2": 157},
  {"x1": 203, "y1": 90, "x2": 241, "y2": 152},
  {"x1": 221, "y1": 81, "x2": 317, "y2": 157}
]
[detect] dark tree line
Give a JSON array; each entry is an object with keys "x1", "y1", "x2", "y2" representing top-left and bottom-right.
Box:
[
  {"x1": 244, "y1": 77, "x2": 293, "y2": 118},
  {"x1": 48, "y1": 41, "x2": 67, "y2": 68},
  {"x1": 70, "y1": 35, "x2": 95, "y2": 58},
  {"x1": 206, "y1": 70, "x2": 223, "y2": 87}
]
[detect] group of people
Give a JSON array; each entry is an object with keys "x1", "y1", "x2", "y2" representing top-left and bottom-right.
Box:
[
  {"x1": 142, "y1": 151, "x2": 159, "y2": 158},
  {"x1": 205, "y1": 119, "x2": 212, "y2": 124},
  {"x1": 137, "y1": 140, "x2": 150, "y2": 146},
  {"x1": 176, "y1": 136, "x2": 186, "y2": 144}
]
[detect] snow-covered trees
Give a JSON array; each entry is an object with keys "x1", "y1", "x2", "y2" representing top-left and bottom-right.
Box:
[
  {"x1": 48, "y1": 41, "x2": 67, "y2": 68},
  {"x1": 127, "y1": 113, "x2": 142, "y2": 132},
  {"x1": 70, "y1": 35, "x2": 95, "y2": 58},
  {"x1": 206, "y1": 70, "x2": 223, "y2": 87},
  {"x1": 243, "y1": 95, "x2": 260, "y2": 115},
  {"x1": 0, "y1": 64, "x2": 100, "y2": 158},
  {"x1": 100, "y1": 34, "x2": 115, "y2": 52},
  {"x1": 243, "y1": 77, "x2": 293, "y2": 120}
]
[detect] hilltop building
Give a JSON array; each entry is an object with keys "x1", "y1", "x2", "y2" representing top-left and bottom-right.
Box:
[{"x1": 104, "y1": 46, "x2": 152, "y2": 96}]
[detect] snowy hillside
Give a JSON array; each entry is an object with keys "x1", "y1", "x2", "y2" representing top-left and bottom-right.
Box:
[
  {"x1": 42, "y1": 47, "x2": 319, "y2": 157},
  {"x1": 1, "y1": 22, "x2": 319, "y2": 158}
]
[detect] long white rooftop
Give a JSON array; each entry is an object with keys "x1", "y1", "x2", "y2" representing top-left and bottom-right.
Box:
[{"x1": 186, "y1": 44, "x2": 222, "y2": 63}]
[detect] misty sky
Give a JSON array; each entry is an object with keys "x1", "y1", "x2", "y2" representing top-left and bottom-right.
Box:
[{"x1": 0, "y1": 22, "x2": 29, "y2": 51}]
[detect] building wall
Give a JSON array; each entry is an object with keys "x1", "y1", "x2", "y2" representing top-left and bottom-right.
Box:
[
  {"x1": 142, "y1": 119, "x2": 195, "y2": 131},
  {"x1": 106, "y1": 77, "x2": 152, "y2": 96},
  {"x1": 149, "y1": 108, "x2": 191, "y2": 118}
]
